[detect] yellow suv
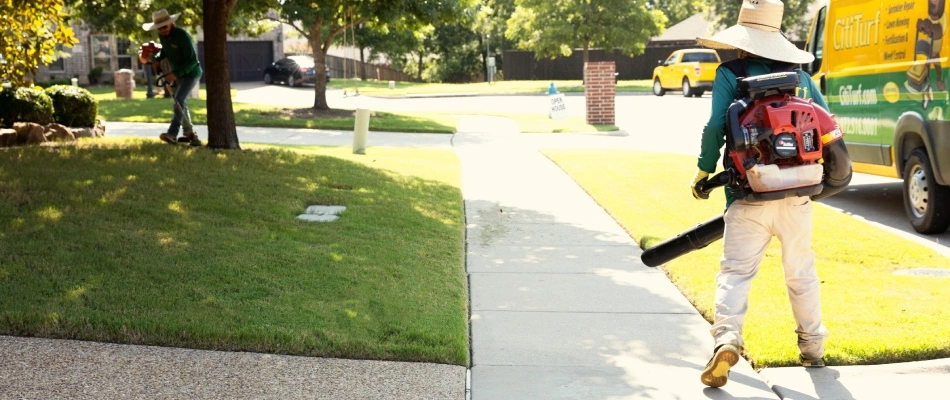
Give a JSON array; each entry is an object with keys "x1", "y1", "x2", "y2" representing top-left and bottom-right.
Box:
[{"x1": 652, "y1": 49, "x2": 721, "y2": 97}]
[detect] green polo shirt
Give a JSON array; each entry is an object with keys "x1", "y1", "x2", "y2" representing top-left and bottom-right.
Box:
[
  {"x1": 154, "y1": 26, "x2": 203, "y2": 79},
  {"x1": 697, "y1": 58, "x2": 829, "y2": 206}
]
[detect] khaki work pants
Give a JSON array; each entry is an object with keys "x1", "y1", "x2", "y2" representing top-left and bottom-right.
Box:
[{"x1": 710, "y1": 196, "x2": 828, "y2": 359}]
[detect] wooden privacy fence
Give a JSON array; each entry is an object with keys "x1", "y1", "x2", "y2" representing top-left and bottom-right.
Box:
[
  {"x1": 501, "y1": 41, "x2": 801, "y2": 81},
  {"x1": 326, "y1": 55, "x2": 412, "y2": 82}
]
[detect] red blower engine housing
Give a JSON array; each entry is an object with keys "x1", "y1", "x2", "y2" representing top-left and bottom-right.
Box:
[
  {"x1": 139, "y1": 41, "x2": 162, "y2": 62},
  {"x1": 725, "y1": 72, "x2": 845, "y2": 201}
]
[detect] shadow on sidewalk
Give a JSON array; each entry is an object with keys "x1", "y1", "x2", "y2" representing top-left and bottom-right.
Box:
[{"x1": 464, "y1": 198, "x2": 776, "y2": 399}]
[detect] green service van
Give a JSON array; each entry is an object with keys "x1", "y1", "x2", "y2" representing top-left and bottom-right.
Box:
[{"x1": 803, "y1": 0, "x2": 950, "y2": 233}]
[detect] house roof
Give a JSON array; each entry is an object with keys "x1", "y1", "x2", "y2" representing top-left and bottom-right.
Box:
[
  {"x1": 653, "y1": 6, "x2": 821, "y2": 43},
  {"x1": 652, "y1": 13, "x2": 716, "y2": 42}
]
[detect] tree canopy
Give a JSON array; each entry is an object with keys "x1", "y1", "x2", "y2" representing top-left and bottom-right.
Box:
[
  {"x1": 277, "y1": 0, "x2": 470, "y2": 108},
  {"x1": 0, "y1": 0, "x2": 78, "y2": 85},
  {"x1": 70, "y1": 0, "x2": 276, "y2": 41},
  {"x1": 505, "y1": 0, "x2": 667, "y2": 63},
  {"x1": 706, "y1": 0, "x2": 814, "y2": 40},
  {"x1": 649, "y1": 0, "x2": 703, "y2": 27}
]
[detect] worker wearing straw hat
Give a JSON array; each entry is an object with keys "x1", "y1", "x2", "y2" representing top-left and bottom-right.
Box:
[
  {"x1": 140, "y1": 9, "x2": 203, "y2": 146},
  {"x1": 690, "y1": 0, "x2": 831, "y2": 388}
]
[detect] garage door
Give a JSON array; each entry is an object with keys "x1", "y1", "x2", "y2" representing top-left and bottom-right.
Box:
[{"x1": 197, "y1": 41, "x2": 274, "y2": 82}]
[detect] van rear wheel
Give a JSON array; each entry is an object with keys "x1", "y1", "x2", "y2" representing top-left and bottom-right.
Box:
[{"x1": 903, "y1": 149, "x2": 950, "y2": 233}]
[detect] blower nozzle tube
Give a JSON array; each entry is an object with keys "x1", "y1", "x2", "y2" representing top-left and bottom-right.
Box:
[{"x1": 640, "y1": 215, "x2": 725, "y2": 267}]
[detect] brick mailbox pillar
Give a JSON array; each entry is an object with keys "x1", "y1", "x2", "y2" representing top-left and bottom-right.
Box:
[
  {"x1": 113, "y1": 69, "x2": 135, "y2": 99},
  {"x1": 584, "y1": 62, "x2": 616, "y2": 125}
]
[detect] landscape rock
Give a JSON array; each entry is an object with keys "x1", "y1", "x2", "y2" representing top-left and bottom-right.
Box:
[
  {"x1": 13, "y1": 122, "x2": 42, "y2": 144},
  {"x1": 94, "y1": 120, "x2": 107, "y2": 137},
  {"x1": 71, "y1": 127, "x2": 96, "y2": 138},
  {"x1": 0, "y1": 121, "x2": 106, "y2": 147},
  {"x1": 46, "y1": 123, "x2": 76, "y2": 141},
  {"x1": 0, "y1": 129, "x2": 16, "y2": 147},
  {"x1": 25, "y1": 125, "x2": 47, "y2": 145}
]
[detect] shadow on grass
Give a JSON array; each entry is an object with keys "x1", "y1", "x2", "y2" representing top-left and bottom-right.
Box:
[
  {"x1": 237, "y1": 108, "x2": 456, "y2": 133},
  {"x1": 96, "y1": 97, "x2": 184, "y2": 123},
  {"x1": 0, "y1": 139, "x2": 468, "y2": 365},
  {"x1": 96, "y1": 97, "x2": 456, "y2": 133}
]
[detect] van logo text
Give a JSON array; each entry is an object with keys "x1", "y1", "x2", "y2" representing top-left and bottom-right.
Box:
[
  {"x1": 838, "y1": 84, "x2": 879, "y2": 106},
  {"x1": 834, "y1": 11, "x2": 881, "y2": 50}
]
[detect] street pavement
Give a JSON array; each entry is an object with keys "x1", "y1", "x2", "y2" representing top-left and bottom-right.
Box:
[{"x1": 3, "y1": 98, "x2": 950, "y2": 398}]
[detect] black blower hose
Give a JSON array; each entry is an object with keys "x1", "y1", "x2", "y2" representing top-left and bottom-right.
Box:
[
  {"x1": 811, "y1": 139, "x2": 852, "y2": 201},
  {"x1": 640, "y1": 214, "x2": 725, "y2": 267},
  {"x1": 640, "y1": 140, "x2": 851, "y2": 267}
]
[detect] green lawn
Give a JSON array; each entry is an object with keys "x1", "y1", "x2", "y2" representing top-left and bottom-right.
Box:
[
  {"x1": 90, "y1": 87, "x2": 458, "y2": 133},
  {"x1": 0, "y1": 139, "x2": 469, "y2": 366},
  {"x1": 87, "y1": 80, "x2": 649, "y2": 133},
  {"x1": 543, "y1": 148, "x2": 950, "y2": 368},
  {"x1": 336, "y1": 79, "x2": 653, "y2": 97}
]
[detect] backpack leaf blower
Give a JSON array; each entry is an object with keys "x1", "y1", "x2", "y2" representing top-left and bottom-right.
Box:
[
  {"x1": 640, "y1": 72, "x2": 852, "y2": 268},
  {"x1": 139, "y1": 41, "x2": 176, "y2": 88}
]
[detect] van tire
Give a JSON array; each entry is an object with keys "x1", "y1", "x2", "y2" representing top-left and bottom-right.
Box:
[
  {"x1": 902, "y1": 149, "x2": 950, "y2": 233},
  {"x1": 653, "y1": 79, "x2": 666, "y2": 96},
  {"x1": 682, "y1": 78, "x2": 694, "y2": 97}
]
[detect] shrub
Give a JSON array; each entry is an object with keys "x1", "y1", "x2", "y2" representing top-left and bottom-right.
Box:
[
  {"x1": 0, "y1": 87, "x2": 54, "y2": 128},
  {"x1": 34, "y1": 78, "x2": 74, "y2": 88},
  {"x1": 44, "y1": 85, "x2": 98, "y2": 127},
  {"x1": 88, "y1": 67, "x2": 104, "y2": 85}
]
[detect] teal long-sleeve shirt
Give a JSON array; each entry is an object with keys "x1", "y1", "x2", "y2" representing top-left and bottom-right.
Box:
[
  {"x1": 154, "y1": 26, "x2": 203, "y2": 79},
  {"x1": 696, "y1": 58, "x2": 829, "y2": 205}
]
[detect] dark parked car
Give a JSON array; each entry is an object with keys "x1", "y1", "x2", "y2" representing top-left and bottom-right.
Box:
[{"x1": 263, "y1": 56, "x2": 315, "y2": 87}]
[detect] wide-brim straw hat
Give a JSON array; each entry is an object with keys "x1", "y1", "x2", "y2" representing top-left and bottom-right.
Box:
[
  {"x1": 696, "y1": 0, "x2": 814, "y2": 64},
  {"x1": 142, "y1": 9, "x2": 180, "y2": 31}
]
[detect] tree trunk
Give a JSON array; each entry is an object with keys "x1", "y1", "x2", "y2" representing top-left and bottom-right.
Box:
[
  {"x1": 310, "y1": 22, "x2": 330, "y2": 110},
  {"x1": 313, "y1": 50, "x2": 330, "y2": 110},
  {"x1": 203, "y1": 0, "x2": 240, "y2": 149},
  {"x1": 582, "y1": 41, "x2": 591, "y2": 83},
  {"x1": 359, "y1": 45, "x2": 367, "y2": 81},
  {"x1": 480, "y1": 35, "x2": 489, "y2": 82},
  {"x1": 416, "y1": 53, "x2": 424, "y2": 81}
]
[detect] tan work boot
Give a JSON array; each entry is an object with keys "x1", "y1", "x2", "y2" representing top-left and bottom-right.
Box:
[
  {"x1": 701, "y1": 344, "x2": 740, "y2": 388},
  {"x1": 800, "y1": 354, "x2": 826, "y2": 368},
  {"x1": 159, "y1": 132, "x2": 177, "y2": 145},
  {"x1": 179, "y1": 131, "x2": 201, "y2": 146}
]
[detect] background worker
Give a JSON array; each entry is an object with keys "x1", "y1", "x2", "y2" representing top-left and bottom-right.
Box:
[
  {"x1": 140, "y1": 9, "x2": 203, "y2": 146},
  {"x1": 691, "y1": 0, "x2": 830, "y2": 388}
]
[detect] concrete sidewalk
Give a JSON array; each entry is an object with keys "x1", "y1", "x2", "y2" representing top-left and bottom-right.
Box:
[
  {"x1": 453, "y1": 116, "x2": 773, "y2": 399},
  {"x1": 3, "y1": 120, "x2": 948, "y2": 399}
]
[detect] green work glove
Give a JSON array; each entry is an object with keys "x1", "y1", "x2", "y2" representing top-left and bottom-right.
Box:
[{"x1": 691, "y1": 170, "x2": 709, "y2": 200}]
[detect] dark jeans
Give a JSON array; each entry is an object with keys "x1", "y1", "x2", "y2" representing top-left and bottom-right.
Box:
[{"x1": 168, "y1": 75, "x2": 199, "y2": 136}]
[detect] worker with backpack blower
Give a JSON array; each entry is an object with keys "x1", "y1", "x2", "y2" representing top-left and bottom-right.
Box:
[
  {"x1": 690, "y1": 0, "x2": 847, "y2": 388},
  {"x1": 140, "y1": 9, "x2": 203, "y2": 146}
]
